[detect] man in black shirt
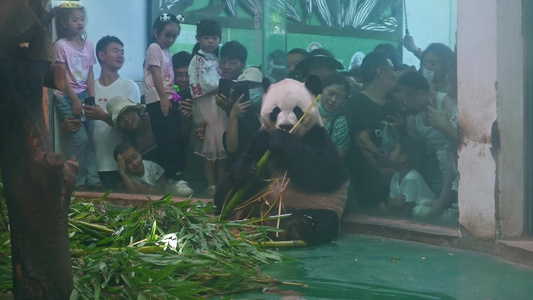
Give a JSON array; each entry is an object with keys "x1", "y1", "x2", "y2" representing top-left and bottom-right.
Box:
[{"x1": 344, "y1": 51, "x2": 397, "y2": 211}]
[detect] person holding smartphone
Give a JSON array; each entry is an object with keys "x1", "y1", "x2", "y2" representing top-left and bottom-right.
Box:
[
  {"x1": 215, "y1": 78, "x2": 234, "y2": 114},
  {"x1": 223, "y1": 67, "x2": 263, "y2": 167},
  {"x1": 394, "y1": 71, "x2": 454, "y2": 197},
  {"x1": 420, "y1": 43, "x2": 453, "y2": 93},
  {"x1": 214, "y1": 41, "x2": 248, "y2": 113},
  {"x1": 83, "y1": 35, "x2": 141, "y2": 191}
]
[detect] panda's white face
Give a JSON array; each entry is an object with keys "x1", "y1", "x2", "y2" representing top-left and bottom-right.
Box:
[{"x1": 260, "y1": 79, "x2": 322, "y2": 138}]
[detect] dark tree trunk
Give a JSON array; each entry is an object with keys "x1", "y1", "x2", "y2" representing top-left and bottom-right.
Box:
[{"x1": 0, "y1": 1, "x2": 76, "y2": 298}]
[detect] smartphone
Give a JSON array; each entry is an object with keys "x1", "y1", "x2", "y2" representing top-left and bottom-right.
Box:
[
  {"x1": 84, "y1": 96, "x2": 95, "y2": 106},
  {"x1": 233, "y1": 83, "x2": 250, "y2": 103},
  {"x1": 218, "y1": 78, "x2": 233, "y2": 98},
  {"x1": 179, "y1": 88, "x2": 192, "y2": 100}
]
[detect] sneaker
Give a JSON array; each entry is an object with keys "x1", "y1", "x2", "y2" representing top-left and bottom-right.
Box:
[
  {"x1": 205, "y1": 185, "x2": 216, "y2": 198},
  {"x1": 173, "y1": 180, "x2": 194, "y2": 197}
]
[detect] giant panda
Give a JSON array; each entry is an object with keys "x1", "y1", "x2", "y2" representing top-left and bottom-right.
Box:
[{"x1": 214, "y1": 78, "x2": 348, "y2": 245}]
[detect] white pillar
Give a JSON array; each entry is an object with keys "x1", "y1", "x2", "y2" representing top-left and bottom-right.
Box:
[{"x1": 457, "y1": 0, "x2": 524, "y2": 239}]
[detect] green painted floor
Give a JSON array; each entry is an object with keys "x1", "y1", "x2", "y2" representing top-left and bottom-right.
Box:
[{"x1": 233, "y1": 234, "x2": 533, "y2": 299}]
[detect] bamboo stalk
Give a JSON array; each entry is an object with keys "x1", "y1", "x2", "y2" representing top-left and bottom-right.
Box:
[
  {"x1": 219, "y1": 94, "x2": 322, "y2": 220},
  {"x1": 230, "y1": 213, "x2": 292, "y2": 224},
  {"x1": 288, "y1": 94, "x2": 321, "y2": 135},
  {"x1": 71, "y1": 245, "x2": 167, "y2": 258},
  {"x1": 218, "y1": 151, "x2": 272, "y2": 221},
  {"x1": 70, "y1": 223, "x2": 108, "y2": 240},
  {"x1": 71, "y1": 239, "x2": 307, "y2": 257},
  {"x1": 249, "y1": 240, "x2": 307, "y2": 248},
  {"x1": 71, "y1": 220, "x2": 114, "y2": 235},
  {"x1": 282, "y1": 281, "x2": 309, "y2": 287},
  {"x1": 129, "y1": 238, "x2": 147, "y2": 247}
]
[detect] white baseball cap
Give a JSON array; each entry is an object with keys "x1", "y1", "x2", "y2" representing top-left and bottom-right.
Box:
[{"x1": 106, "y1": 96, "x2": 144, "y2": 126}]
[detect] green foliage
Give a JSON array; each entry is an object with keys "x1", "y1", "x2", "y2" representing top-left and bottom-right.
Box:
[
  {"x1": 0, "y1": 169, "x2": 10, "y2": 294},
  {"x1": 0, "y1": 195, "x2": 287, "y2": 299},
  {"x1": 0, "y1": 169, "x2": 7, "y2": 232}
]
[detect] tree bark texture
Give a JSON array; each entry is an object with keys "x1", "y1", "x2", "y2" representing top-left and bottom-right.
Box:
[{"x1": 0, "y1": 1, "x2": 76, "y2": 298}]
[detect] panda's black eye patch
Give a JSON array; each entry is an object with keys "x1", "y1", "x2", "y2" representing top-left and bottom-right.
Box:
[
  {"x1": 293, "y1": 106, "x2": 304, "y2": 120},
  {"x1": 270, "y1": 107, "x2": 281, "y2": 122}
]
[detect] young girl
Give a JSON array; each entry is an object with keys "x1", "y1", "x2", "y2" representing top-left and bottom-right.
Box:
[
  {"x1": 54, "y1": 6, "x2": 100, "y2": 189},
  {"x1": 382, "y1": 137, "x2": 436, "y2": 218},
  {"x1": 144, "y1": 13, "x2": 191, "y2": 193},
  {"x1": 188, "y1": 19, "x2": 228, "y2": 197}
]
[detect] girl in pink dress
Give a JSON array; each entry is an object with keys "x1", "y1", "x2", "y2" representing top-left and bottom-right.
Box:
[
  {"x1": 54, "y1": 5, "x2": 99, "y2": 189},
  {"x1": 144, "y1": 13, "x2": 193, "y2": 195}
]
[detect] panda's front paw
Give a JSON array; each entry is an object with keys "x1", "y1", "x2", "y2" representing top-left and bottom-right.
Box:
[
  {"x1": 279, "y1": 213, "x2": 316, "y2": 242},
  {"x1": 231, "y1": 157, "x2": 257, "y2": 185},
  {"x1": 293, "y1": 213, "x2": 317, "y2": 240},
  {"x1": 269, "y1": 129, "x2": 294, "y2": 151},
  {"x1": 282, "y1": 210, "x2": 339, "y2": 245}
]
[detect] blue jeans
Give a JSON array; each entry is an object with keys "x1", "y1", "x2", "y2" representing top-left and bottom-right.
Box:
[{"x1": 55, "y1": 91, "x2": 99, "y2": 187}]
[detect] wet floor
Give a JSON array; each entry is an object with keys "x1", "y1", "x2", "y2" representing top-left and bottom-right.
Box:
[{"x1": 234, "y1": 234, "x2": 533, "y2": 299}]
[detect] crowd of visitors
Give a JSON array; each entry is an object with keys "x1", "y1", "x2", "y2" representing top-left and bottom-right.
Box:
[{"x1": 52, "y1": 5, "x2": 459, "y2": 220}]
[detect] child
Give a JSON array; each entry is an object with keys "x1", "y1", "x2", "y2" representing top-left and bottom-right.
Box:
[
  {"x1": 188, "y1": 19, "x2": 228, "y2": 197},
  {"x1": 53, "y1": 5, "x2": 101, "y2": 190},
  {"x1": 114, "y1": 142, "x2": 192, "y2": 196},
  {"x1": 106, "y1": 96, "x2": 194, "y2": 197},
  {"x1": 172, "y1": 51, "x2": 193, "y2": 92},
  {"x1": 144, "y1": 13, "x2": 189, "y2": 184},
  {"x1": 114, "y1": 142, "x2": 166, "y2": 195},
  {"x1": 382, "y1": 137, "x2": 436, "y2": 218}
]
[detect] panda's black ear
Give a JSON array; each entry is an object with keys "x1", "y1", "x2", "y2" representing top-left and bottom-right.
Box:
[
  {"x1": 305, "y1": 75, "x2": 322, "y2": 96},
  {"x1": 262, "y1": 77, "x2": 271, "y2": 92}
]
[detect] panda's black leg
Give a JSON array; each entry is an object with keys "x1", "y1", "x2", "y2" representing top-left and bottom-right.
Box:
[
  {"x1": 281, "y1": 210, "x2": 340, "y2": 245},
  {"x1": 213, "y1": 175, "x2": 233, "y2": 215}
]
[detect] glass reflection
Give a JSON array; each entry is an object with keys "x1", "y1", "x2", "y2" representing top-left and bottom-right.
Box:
[{"x1": 54, "y1": 0, "x2": 458, "y2": 228}]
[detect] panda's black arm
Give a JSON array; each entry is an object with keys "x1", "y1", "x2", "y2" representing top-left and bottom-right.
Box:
[
  {"x1": 244, "y1": 129, "x2": 271, "y2": 161},
  {"x1": 227, "y1": 129, "x2": 271, "y2": 184},
  {"x1": 269, "y1": 126, "x2": 347, "y2": 193},
  {"x1": 213, "y1": 130, "x2": 271, "y2": 212}
]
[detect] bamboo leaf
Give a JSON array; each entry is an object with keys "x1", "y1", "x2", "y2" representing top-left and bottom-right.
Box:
[{"x1": 2, "y1": 195, "x2": 290, "y2": 298}]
